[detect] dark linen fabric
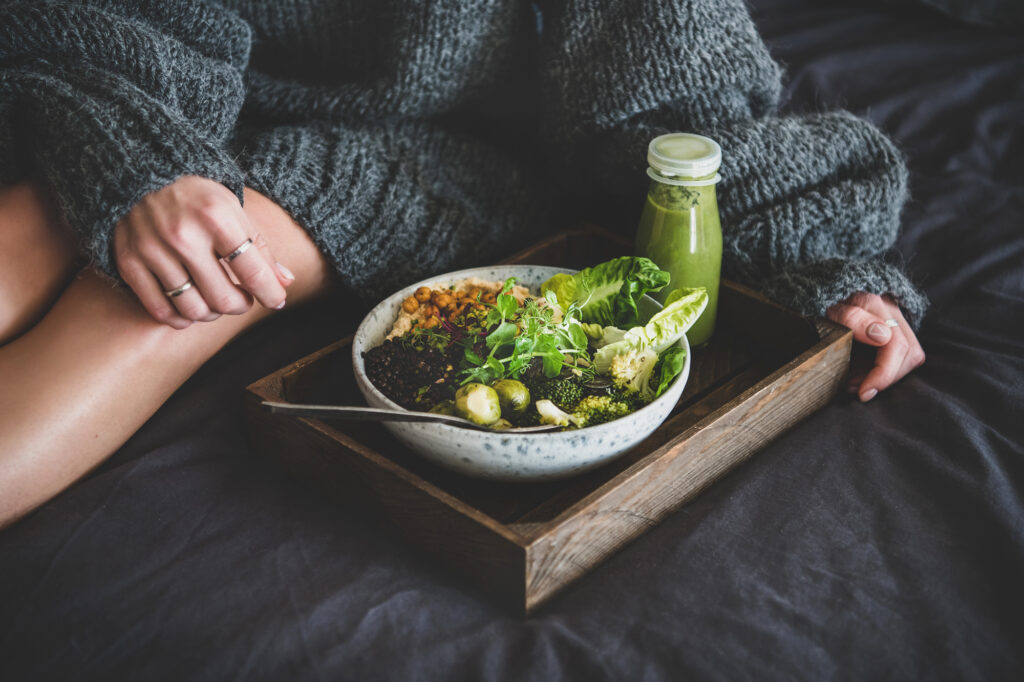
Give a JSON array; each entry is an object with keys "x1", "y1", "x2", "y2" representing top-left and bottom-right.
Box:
[{"x1": 2, "y1": 0, "x2": 1023, "y2": 680}]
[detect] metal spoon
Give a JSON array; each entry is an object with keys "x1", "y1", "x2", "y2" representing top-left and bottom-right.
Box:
[{"x1": 261, "y1": 401, "x2": 563, "y2": 433}]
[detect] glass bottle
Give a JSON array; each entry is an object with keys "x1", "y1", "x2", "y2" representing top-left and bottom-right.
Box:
[{"x1": 634, "y1": 133, "x2": 723, "y2": 348}]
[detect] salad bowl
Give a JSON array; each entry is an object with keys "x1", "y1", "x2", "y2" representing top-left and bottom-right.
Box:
[{"x1": 351, "y1": 265, "x2": 691, "y2": 482}]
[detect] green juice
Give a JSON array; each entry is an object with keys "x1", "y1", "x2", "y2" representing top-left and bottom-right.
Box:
[{"x1": 635, "y1": 178, "x2": 722, "y2": 347}]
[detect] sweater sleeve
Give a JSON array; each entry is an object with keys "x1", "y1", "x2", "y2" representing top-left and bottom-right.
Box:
[
  {"x1": 536, "y1": 0, "x2": 782, "y2": 200},
  {"x1": 537, "y1": 0, "x2": 928, "y2": 327},
  {"x1": 709, "y1": 113, "x2": 929, "y2": 328},
  {"x1": 0, "y1": 0, "x2": 252, "y2": 276}
]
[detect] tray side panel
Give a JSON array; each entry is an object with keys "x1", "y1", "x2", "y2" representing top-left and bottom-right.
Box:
[
  {"x1": 523, "y1": 329, "x2": 852, "y2": 611},
  {"x1": 244, "y1": 384, "x2": 528, "y2": 611}
]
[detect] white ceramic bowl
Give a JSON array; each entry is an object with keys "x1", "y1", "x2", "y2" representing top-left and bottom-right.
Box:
[{"x1": 352, "y1": 265, "x2": 690, "y2": 482}]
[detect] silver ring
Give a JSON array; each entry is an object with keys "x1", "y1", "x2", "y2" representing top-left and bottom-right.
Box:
[
  {"x1": 884, "y1": 319, "x2": 899, "y2": 328},
  {"x1": 164, "y1": 280, "x2": 194, "y2": 298},
  {"x1": 223, "y1": 237, "x2": 254, "y2": 262}
]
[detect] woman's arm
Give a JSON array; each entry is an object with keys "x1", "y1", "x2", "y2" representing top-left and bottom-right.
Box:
[
  {"x1": 536, "y1": 0, "x2": 926, "y2": 397},
  {"x1": 0, "y1": 1, "x2": 288, "y2": 322}
]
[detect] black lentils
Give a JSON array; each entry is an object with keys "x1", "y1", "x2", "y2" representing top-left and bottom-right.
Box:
[{"x1": 363, "y1": 339, "x2": 461, "y2": 410}]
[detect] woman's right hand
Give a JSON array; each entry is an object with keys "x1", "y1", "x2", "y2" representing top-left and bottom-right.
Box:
[
  {"x1": 826, "y1": 291, "x2": 926, "y2": 401},
  {"x1": 113, "y1": 176, "x2": 294, "y2": 329}
]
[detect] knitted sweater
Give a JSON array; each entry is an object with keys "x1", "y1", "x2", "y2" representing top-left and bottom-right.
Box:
[{"x1": 0, "y1": 0, "x2": 927, "y2": 327}]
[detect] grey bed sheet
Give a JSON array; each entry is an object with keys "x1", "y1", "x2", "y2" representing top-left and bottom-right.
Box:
[{"x1": 2, "y1": 0, "x2": 1022, "y2": 679}]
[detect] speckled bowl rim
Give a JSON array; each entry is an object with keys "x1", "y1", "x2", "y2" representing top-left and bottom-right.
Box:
[{"x1": 352, "y1": 265, "x2": 690, "y2": 441}]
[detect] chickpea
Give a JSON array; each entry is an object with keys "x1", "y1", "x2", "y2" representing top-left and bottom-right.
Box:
[
  {"x1": 482, "y1": 291, "x2": 497, "y2": 305},
  {"x1": 467, "y1": 287, "x2": 482, "y2": 301},
  {"x1": 402, "y1": 297, "x2": 419, "y2": 314},
  {"x1": 422, "y1": 304, "x2": 439, "y2": 320},
  {"x1": 422, "y1": 316, "x2": 440, "y2": 329},
  {"x1": 414, "y1": 287, "x2": 432, "y2": 303},
  {"x1": 433, "y1": 292, "x2": 454, "y2": 309}
]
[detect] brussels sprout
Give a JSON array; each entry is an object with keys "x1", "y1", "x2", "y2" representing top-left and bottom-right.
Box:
[
  {"x1": 491, "y1": 379, "x2": 531, "y2": 416},
  {"x1": 490, "y1": 418, "x2": 514, "y2": 430},
  {"x1": 454, "y1": 383, "x2": 502, "y2": 426},
  {"x1": 429, "y1": 400, "x2": 456, "y2": 416}
]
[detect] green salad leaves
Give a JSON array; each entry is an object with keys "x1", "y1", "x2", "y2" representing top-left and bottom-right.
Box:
[
  {"x1": 457, "y1": 258, "x2": 707, "y2": 416},
  {"x1": 541, "y1": 256, "x2": 670, "y2": 328},
  {"x1": 459, "y1": 277, "x2": 590, "y2": 386}
]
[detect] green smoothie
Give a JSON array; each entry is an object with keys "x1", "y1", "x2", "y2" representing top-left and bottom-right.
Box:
[{"x1": 633, "y1": 133, "x2": 723, "y2": 348}]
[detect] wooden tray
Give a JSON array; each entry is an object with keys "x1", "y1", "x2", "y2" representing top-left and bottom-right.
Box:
[{"x1": 244, "y1": 226, "x2": 852, "y2": 613}]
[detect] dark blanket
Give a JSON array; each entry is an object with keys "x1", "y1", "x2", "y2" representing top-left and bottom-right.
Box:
[{"x1": 2, "y1": 1, "x2": 1022, "y2": 679}]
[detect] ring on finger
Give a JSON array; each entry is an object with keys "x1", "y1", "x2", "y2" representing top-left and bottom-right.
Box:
[
  {"x1": 222, "y1": 237, "x2": 254, "y2": 263},
  {"x1": 884, "y1": 319, "x2": 899, "y2": 328},
  {"x1": 164, "y1": 280, "x2": 194, "y2": 298}
]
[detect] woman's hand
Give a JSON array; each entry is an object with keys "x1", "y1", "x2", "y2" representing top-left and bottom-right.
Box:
[
  {"x1": 113, "y1": 176, "x2": 294, "y2": 329},
  {"x1": 826, "y1": 292, "x2": 925, "y2": 402}
]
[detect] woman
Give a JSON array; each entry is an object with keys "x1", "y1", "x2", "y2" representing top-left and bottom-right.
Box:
[{"x1": 0, "y1": 0, "x2": 924, "y2": 527}]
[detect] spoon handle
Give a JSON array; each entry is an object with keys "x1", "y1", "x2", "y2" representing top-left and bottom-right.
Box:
[
  {"x1": 261, "y1": 401, "x2": 562, "y2": 433},
  {"x1": 261, "y1": 401, "x2": 492, "y2": 430}
]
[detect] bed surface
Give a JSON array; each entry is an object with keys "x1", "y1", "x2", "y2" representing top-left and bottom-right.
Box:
[{"x1": 2, "y1": 1, "x2": 1022, "y2": 679}]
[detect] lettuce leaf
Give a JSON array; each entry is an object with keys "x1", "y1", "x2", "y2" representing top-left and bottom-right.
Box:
[
  {"x1": 541, "y1": 257, "x2": 670, "y2": 328},
  {"x1": 653, "y1": 346, "x2": 687, "y2": 398},
  {"x1": 594, "y1": 287, "x2": 708, "y2": 374}
]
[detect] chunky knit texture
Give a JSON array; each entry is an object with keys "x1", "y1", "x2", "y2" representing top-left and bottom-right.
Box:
[{"x1": 0, "y1": 0, "x2": 927, "y2": 326}]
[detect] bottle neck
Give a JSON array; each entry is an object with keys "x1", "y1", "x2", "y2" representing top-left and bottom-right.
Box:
[
  {"x1": 646, "y1": 167, "x2": 720, "y2": 187},
  {"x1": 647, "y1": 169, "x2": 719, "y2": 211}
]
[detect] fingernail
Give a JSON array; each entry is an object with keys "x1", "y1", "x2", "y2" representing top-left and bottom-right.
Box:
[
  {"x1": 860, "y1": 388, "x2": 878, "y2": 402},
  {"x1": 275, "y1": 300, "x2": 286, "y2": 310},
  {"x1": 867, "y1": 323, "x2": 891, "y2": 343},
  {"x1": 276, "y1": 261, "x2": 295, "y2": 281}
]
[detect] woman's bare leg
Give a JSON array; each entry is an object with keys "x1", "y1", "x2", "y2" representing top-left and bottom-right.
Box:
[
  {"x1": 0, "y1": 183, "x2": 82, "y2": 344},
  {"x1": 0, "y1": 188, "x2": 334, "y2": 527}
]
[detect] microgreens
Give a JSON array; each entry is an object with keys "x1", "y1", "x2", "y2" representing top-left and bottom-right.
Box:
[
  {"x1": 458, "y1": 278, "x2": 594, "y2": 385},
  {"x1": 401, "y1": 325, "x2": 452, "y2": 353}
]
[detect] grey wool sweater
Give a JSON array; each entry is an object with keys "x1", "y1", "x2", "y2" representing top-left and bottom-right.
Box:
[{"x1": 0, "y1": 0, "x2": 927, "y2": 327}]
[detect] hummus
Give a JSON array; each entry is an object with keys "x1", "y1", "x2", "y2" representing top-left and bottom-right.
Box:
[{"x1": 386, "y1": 277, "x2": 533, "y2": 340}]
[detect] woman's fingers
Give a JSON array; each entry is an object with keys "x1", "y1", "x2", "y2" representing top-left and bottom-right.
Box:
[
  {"x1": 859, "y1": 326, "x2": 910, "y2": 401},
  {"x1": 181, "y1": 247, "x2": 251, "y2": 317},
  {"x1": 113, "y1": 177, "x2": 295, "y2": 327},
  {"x1": 255, "y1": 233, "x2": 296, "y2": 289},
  {"x1": 142, "y1": 244, "x2": 220, "y2": 323},
  {"x1": 826, "y1": 300, "x2": 893, "y2": 347},
  {"x1": 115, "y1": 249, "x2": 192, "y2": 330},
  {"x1": 212, "y1": 215, "x2": 288, "y2": 311},
  {"x1": 859, "y1": 309, "x2": 925, "y2": 401},
  {"x1": 828, "y1": 292, "x2": 925, "y2": 401}
]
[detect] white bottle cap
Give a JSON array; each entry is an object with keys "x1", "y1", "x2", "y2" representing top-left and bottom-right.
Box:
[{"x1": 647, "y1": 133, "x2": 722, "y2": 179}]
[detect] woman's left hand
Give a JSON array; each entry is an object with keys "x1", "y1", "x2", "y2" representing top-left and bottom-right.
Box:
[{"x1": 826, "y1": 292, "x2": 926, "y2": 402}]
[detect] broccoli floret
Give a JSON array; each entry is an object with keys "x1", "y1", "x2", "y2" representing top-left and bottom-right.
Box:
[
  {"x1": 523, "y1": 373, "x2": 583, "y2": 411},
  {"x1": 535, "y1": 399, "x2": 583, "y2": 428},
  {"x1": 572, "y1": 395, "x2": 633, "y2": 428},
  {"x1": 608, "y1": 347, "x2": 659, "y2": 403}
]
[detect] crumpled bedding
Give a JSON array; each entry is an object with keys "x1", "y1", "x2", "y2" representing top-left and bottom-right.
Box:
[{"x1": 2, "y1": 0, "x2": 1022, "y2": 679}]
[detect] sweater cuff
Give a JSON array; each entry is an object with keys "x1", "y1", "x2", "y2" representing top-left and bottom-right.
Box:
[
  {"x1": 16, "y1": 66, "x2": 245, "y2": 279},
  {"x1": 755, "y1": 257, "x2": 929, "y2": 330}
]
